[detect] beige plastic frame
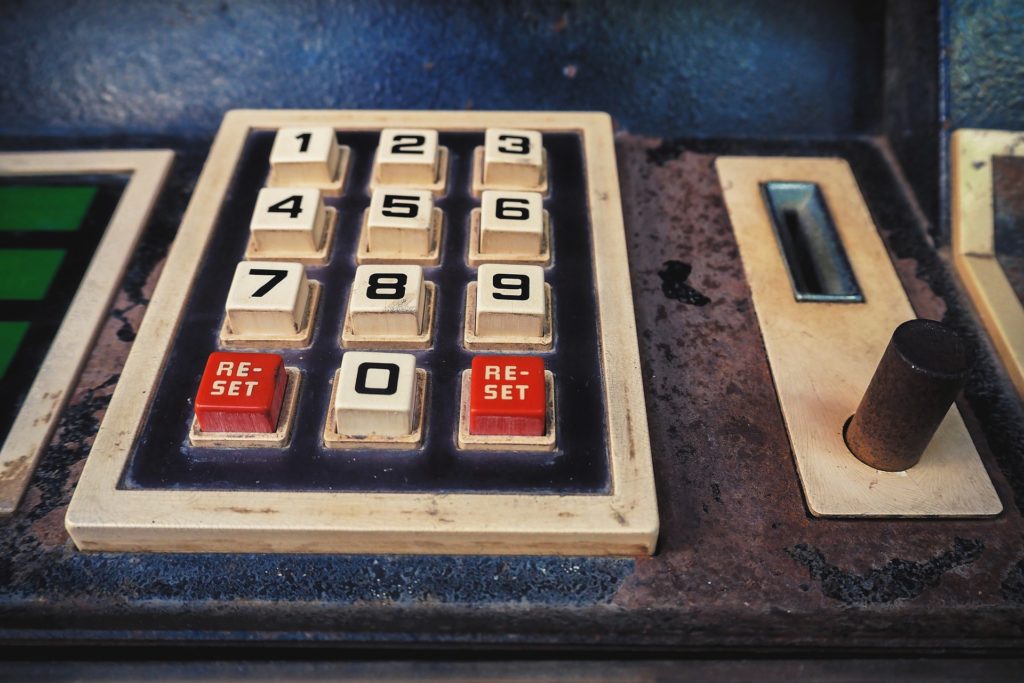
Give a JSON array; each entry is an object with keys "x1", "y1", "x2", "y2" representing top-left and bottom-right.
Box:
[
  {"x1": 65, "y1": 110, "x2": 658, "y2": 555},
  {"x1": 951, "y1": 129, "x2": 1024, "y2": 398},
  {"x1": 0, "y1": 150, "x2": 173, "y2": 516}
]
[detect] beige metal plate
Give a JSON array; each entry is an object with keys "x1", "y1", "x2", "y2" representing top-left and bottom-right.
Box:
[{"x1": 717, "y1": 156, "x2": 1001, "y2": 518}]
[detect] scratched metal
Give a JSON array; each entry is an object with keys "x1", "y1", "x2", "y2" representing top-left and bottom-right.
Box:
[{"x1": 1, "y1": 135, "x2": 1024, "y2": 651}]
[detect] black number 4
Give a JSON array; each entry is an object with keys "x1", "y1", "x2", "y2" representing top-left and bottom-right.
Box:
[
  {"x1": 267, "y1": 195, "x2": 303, "y2": 219},
  {"x1": 249, "y1": 268, "x2": 288, "y2": 297}
]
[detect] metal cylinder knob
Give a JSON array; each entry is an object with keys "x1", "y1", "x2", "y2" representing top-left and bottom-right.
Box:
[{"x1": 844, "y1": 319, "x2": 969, "y2": 472}]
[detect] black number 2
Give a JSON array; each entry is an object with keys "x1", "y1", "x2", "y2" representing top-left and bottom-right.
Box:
[
  {"x1": 492, "y1": 273, "x2": 530, "y2": 300},
  {"x1": 249, "y1": 268, "x2": 288, "y2": 297},
  {"x1": 391, "y1": 134, "x2": 426, "y2": 154},
  {"x1": 497, "y1": 134, "x2": 530, "y2": 155}
]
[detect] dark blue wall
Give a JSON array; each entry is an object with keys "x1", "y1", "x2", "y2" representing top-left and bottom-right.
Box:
[
  {"x1": 0, "y1": 0, "x2": 884, "y2": 139},
  {"x1": 947, "y1": 0, "x2": 1024, "y2": 131}
]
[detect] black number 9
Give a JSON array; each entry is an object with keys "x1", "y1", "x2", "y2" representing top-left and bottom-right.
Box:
[{"x1": 492, "y1": 273, "x2": 530, "y2": 301}]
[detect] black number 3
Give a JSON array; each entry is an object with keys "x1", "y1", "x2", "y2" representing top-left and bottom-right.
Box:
[{"x1": 497, "y1": 134, "x2": 530, "y2": 155}]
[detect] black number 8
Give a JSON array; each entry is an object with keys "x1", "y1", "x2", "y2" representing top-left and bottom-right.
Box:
[
  {"x1": 367, "y1": 273, "x2": 407, "y2": 300},
  {"x1": 492, "y1": 273, "x2": 530, "y2": 300},
  {"x1": 497, "y1": 134, "x2": 530, "y2": 155}
]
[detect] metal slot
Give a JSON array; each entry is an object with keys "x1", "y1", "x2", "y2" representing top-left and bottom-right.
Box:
[{"x1": 761, "y1": 181, "x2": 864, "y2": 303}]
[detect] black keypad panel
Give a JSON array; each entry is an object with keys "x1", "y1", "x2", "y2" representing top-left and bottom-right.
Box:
[{"x1": 121, "y1": 131, "x2": 612, "y2": 494}]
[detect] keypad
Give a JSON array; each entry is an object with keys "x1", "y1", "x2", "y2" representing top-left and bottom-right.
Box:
[
  {"x1": 71, "y1": 112, "x2": 659, "y2": 557},
  {"x1": 196, "y1": 127, "x2": 560, "y2": 446},
  {"x1": 173, "y1": 125, "x2": 606, "y2": 458}
]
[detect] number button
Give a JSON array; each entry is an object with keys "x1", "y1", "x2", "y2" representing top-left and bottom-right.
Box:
[
  {"x1": 373, "y1": 129, "x2": 448, "y2": 192},
  {"x1": 479, "y1": 190, "x2": 545, "y2": 256},
  {"x1": 222, "y1": 261, "x2": 319, "y2": 346},
  {"x1": 331, "y1": 352, "x2": 422, "y2": 438},
  {"x1": 248, "y1": 187, "x2": 335, "y2": 260},
  {"x1": 342, "y1": 265, "x2": 435, "y2": 349},
  {"x1": 467, "y1": 264, "x2": 551, "y2": 350},
  {"x1": 268, "y1": 127, "x2": 348, "y2": 193},
  {"x1": 479, "y1": 128, "x2": 546, "y2": 190},
  {"x1": 359, "y1": 188, "x2": 442, "y2": 263}
]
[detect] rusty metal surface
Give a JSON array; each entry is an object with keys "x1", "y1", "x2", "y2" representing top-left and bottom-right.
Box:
[
  {"x1": 845, "y1": 320, "x2": 969, "y2": 471},
  {"x1": 1, "y1": 135, "x2": 1023, "y2": 652}
]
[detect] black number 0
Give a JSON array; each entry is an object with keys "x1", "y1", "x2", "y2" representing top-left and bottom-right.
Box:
[
  {"x1": 492, "y1": 273, "x2": 530, "y2": 300},
  {"x1": 497, "y1": 134, "x2": 530, "y2": 155},
  {"x1": 367, "y1": 273, "x2": 407, "y2": 300},
  {"x1": 354, "y1": 362, "x2": 399, "y2": 395}
]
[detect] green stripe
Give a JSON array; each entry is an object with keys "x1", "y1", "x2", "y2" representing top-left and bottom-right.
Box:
[
  {"x1": 0, "y1": 321, "x2": 29, "y2": 378},
  {"x1": 0, "y1": 249, "x2": 65, "y2": 299},
  {"x1": 0, "y1": 186, "x2": 97, "y2": 231}
]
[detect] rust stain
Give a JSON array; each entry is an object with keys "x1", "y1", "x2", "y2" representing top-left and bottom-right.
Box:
[{"x1": 216, "y1": 506, "x2": 280, "y2": 514}]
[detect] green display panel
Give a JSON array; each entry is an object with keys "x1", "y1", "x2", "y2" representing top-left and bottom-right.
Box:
[
  {"x1": 0, "y1": 176, "x2": 124, "y2": 436},
  {"x1": 0, "y1": 249, "x2": 65, "y2": 300},
  {"x1": 0, "y1": 321, "x2": 29, "y2": 378},
  {"x1": 0, "y1": 186, "x2": 97, "y2": 231}
]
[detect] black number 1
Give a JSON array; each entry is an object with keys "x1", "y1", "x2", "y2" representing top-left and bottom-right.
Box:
[
  {"x1": 249, "y1": 268, "x2": 288, "y2": 297},
  {"x1": 295, "y1": 132, "x2": 311, "y2": 152}
]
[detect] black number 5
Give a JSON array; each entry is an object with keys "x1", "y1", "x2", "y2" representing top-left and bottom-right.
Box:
[
  {"x1": 497, "y1": 134, "x2": 530, "y2": 155},
  {"x1": 492, "y1": 273, "x2": 530, "y2": 300},
  {"x1": 391, "y1": 135, "x2": 426, "y2": 154},
  {"x1": 381, "y1": 194, "x2": 420, "y2": 218}
]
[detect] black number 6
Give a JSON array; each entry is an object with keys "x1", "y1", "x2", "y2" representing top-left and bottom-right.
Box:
[{"x1": 496, "y1": 197, "x2": 530, "y2": 221}]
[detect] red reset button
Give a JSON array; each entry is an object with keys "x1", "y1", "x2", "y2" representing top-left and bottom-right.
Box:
[
  {"x1": 194, "y1": 351, "x2": 287, "y2": 433},
  {"x1": 469, "y1": 355, "x2": 546, "y2": 436}
]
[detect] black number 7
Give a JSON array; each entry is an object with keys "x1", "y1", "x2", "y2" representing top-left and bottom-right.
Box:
[{"x1": 249, "y1": 268, "x2": 288, "y2": 297}]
